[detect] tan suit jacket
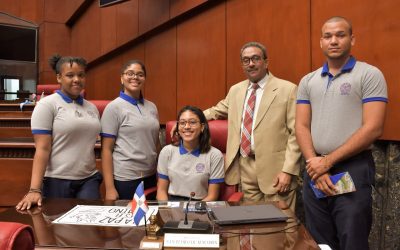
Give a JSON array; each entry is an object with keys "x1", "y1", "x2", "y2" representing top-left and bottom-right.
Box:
[{"x1": 204, "y1": 73, "x2": 301, "y2": 194}]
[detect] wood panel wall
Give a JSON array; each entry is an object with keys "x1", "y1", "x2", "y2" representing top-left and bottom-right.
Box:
[{"x1": 1, "y1": 0, "x2": 399, "y2": 140}]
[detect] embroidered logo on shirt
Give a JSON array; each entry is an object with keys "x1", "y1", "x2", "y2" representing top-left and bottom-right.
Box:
[
  {"x1": 86, "y1": 110, "x2": 98, "y2": 118},
  {"x1": 195, "y1": 163, "x2": 205, "y2": 173},
  {"x1": 340, "y1": 82, "x2": 351, "y2": 95}
]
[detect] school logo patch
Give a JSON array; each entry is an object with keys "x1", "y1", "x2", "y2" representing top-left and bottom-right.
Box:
[
  {"x1": 340, "y1": 82, "x2": 351, "y2": 95},
  {"x1": 195, "y1": 163, "x2": 205, "y2": 173}
]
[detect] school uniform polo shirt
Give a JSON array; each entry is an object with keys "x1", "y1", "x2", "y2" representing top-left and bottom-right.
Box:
[
  {"x1": 297, "y1": 57, "x2": 388, "y2": 154},
  {"x1": 157, "y1": 144, "x2": 224, "y2": 200},
  {"x1": 31, "y1": 91, "x2": 101, "y2": 179},
  {"x1": 100, "y1": 91, "x2": 159, "y2": 181}
]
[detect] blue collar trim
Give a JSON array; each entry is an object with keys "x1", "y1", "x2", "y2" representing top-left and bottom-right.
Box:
[
  {"x1": 119, "y1": 91, "x2": 144, "y2": 105},
  {"x1": 179, "y1": 142, "x2": 200, "y2": 157},
  {"x1": 321, "y1": 56, "x2": 356, "y2": 76},
  {"x1": 56, "y1": 90, "x2": 84, "y2": 105}
]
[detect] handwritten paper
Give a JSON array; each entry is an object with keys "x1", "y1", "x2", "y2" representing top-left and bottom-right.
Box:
[{"x1": 52, "y1": 205, "x2": 158, "y2": 227}]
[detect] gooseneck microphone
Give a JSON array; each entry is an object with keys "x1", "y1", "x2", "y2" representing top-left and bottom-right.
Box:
[
  {"x1": 184, "y1": 192, "x2": 195, "y2": 225},
  {"x1": 162, "y1": 192, "x2": 210, "y2": 233}
]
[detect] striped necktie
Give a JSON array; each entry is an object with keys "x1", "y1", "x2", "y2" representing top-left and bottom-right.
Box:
[{"x1": 240, "y1": 83, "x2": 259, "y2": 157}]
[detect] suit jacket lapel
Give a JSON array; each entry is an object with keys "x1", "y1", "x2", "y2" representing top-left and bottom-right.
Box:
[
  {"x1": 254, "y1": 74, "x2": 278, "y2": 129},
  {"x1": 235, "y1": 80, "x2": 249, "y2": 130}
]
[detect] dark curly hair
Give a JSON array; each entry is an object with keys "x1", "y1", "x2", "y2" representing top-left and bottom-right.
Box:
[
  {"x1": 48, "y1": 54, "x2": 87, "y2": 74},
  {"x1": 173, "y1": 106, "x2": 211, "y2": 153}
]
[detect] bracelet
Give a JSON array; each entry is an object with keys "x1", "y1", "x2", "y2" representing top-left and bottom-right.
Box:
[{"x1": 28, "y1": 188, "x2": 42, "y2": 194}]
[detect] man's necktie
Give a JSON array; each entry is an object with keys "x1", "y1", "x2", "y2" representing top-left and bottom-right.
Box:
[{"x1": 240, "y1": 83, "x2": 259, "y2": 157}]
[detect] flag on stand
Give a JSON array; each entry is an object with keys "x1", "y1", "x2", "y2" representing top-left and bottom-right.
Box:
[{"x1": 131, "y1": 181, "x2": 148, "y2": 226}]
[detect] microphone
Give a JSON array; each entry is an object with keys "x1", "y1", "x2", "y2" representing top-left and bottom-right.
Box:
[
  {"x1": 163, "y1": 192, "x2": 210, "y2": 233},
  {"x1": 184, "y1": 192, "x2": 195, "y2": 225}
]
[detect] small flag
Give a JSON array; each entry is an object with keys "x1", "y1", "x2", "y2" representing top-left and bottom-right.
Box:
[{"x1": 131, "y1": 181, "x2": 148, "y2": 226}]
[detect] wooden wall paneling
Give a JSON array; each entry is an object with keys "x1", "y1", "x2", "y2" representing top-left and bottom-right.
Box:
[
  {"x1": 144, "y1": 27, "x2": 177, "y2": 124},
  {"x1": 85, "y1": 55, "x2": 123, "y2": 100},
  {"x1": 169, "y1": 0, "x2": 207, "y2": 19},
  {"x1": 41, "y1": 22, "x2": 71, "y2": 71},
  {"x1": 116, "y1": 0, "x2": 139, "y2": 46},
  {"x1": 0, "y1": 0, "x2": 43, "y2": 25},
  {"x1": 226, "y1": 0, "x2": 311, "y2": 88},
  {"x1": 0, "y1": 159, "x2": 32, "y2": 206},
  {"x1": 310, "y1": 0, "x2": 400, "y2": 140},
  {"x1": 44, "y1": 0, "x2": 84, "y2": 23},
  {"x1": 39, "y1": 71, "x2": 57, "y2": 86},
  {"x1": 176, "y1": 2, "x2": 226, "y2": 111},
  {"x1": 138, "y1": 0, "x2": 170, "y2": 35},
  {"x1": 70, "y1": 1, "x2": 100, "y2": 62},
  {"x1": 20, "y1": 0, "x2": 43, "y2": 24},
  {"x1": 100, "y1": 5, "x2": 117, "y2": 54},
  {"x1": 0, "y1": 0, "x2": 20, "y2": 17}
]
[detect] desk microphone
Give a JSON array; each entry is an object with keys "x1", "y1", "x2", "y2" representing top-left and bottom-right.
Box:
[
  {"x1": 184, "y1": 192, "x2": 195, "y2": 225},
  {"x1": 163, "y1": 192, "x2": 210, "y2": 233}
]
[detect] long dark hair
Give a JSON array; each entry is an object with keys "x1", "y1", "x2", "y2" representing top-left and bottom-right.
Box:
[{"x1": 173, "y1": 106, "x2": 211, "y2": 153}]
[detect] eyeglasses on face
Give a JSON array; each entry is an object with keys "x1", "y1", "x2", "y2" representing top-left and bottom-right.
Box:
[
  {"x1": 122, "y1": 71, "x2": 145, "y2": 79},
  {"x1": 241, "y1": 55, "x2": 264, "y2": 66},
  {"x1": 178, "y1": 119, "x2": 201, "y2": 127}
]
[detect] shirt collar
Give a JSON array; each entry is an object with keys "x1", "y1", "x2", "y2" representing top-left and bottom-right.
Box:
[
  {"x1": 248, "y1": 73, "x2": 268, "y2": 90},
  {"x1": 56, "y1": 90, "x2": 84, "y2": 105},
  {"x1": 119, "y1": 91, "x2": 144, "y2": 105},
  {"x1": 179, "y1": 142, "x2": 200, "y2": 157},
  {"x1": 321, "y1": 56, "x2": 356, "y2": 76}
]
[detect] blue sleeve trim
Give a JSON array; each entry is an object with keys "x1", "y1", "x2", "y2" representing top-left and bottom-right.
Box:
[
  {"x1": 32, "y1": 129, "x2": 52, "y2": 135},
  {"x1": 209, "y1": 178, "x2": 224, "y2": 184},
  {"x1": 100, "y1": 133, "x2": 116, "y2": 138},
  {"x1": 157, "y1": 173, "x2": 169, "y2": 180},
  {"x1": 296, "y1": 100, "x2": 311, "y2": 104},
  {"x1": 362, "y1": 97, "x2": 388, "y2": 103}
]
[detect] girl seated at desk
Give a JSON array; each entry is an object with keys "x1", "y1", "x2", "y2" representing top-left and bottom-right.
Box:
[{"x1": 156, "y1": 106, "x2": 224, "y2": 201}]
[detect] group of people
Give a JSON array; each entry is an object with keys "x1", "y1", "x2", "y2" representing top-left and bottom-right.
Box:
[{"x1": 15, "y1": 16, "x2": 387, "y2": 249}]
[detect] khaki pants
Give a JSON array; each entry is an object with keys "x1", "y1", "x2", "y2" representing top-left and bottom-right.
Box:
[{"x1": 238, "y1": 155, "x2": 296, "y2": 211}]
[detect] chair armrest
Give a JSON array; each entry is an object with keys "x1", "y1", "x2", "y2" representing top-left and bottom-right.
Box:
[{"x1": 227, "y1": 192, "x2": 243, "y2": 202}]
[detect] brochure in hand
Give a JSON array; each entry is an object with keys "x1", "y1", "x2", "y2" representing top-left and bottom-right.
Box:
[{"x1": 309, "y1": 171, "x2": 356, "y2": 199}]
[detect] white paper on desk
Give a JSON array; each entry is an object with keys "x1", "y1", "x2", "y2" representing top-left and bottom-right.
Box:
[{"x1": 52, "y1": 205, "x2": 158, "y2": 227}]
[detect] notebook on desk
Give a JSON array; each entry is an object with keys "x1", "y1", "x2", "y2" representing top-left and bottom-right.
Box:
[{"x1": 209, "y1": 204, "x2": 288, "y2": 225}]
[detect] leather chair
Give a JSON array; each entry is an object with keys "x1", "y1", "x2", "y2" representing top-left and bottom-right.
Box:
[
  {"x1": 88, "y1": 100, "x2": 111, "y2": 117},
  {"x1": 36, "y1": 84, "x2": 86, "y2": 100},
  {"x1": 164, "y1": 120, "x2": 243, "y2": 202},
  {"x1": 0, "y1": 222, "x2": 34, "y2": 250}
]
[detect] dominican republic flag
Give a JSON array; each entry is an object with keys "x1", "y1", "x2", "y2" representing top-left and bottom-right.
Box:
[{"x1": 131, "y1": 181, "x2": 148, "y2": 226}]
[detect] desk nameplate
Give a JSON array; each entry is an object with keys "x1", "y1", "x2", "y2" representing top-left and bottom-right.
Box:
[{"x1": 164, "y1": 233, "x2": 219, "y2": 248}]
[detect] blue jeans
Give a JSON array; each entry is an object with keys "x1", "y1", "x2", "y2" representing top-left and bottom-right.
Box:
[{"x1": 42, "y1": 172, "x2": 103, "y2": 199}]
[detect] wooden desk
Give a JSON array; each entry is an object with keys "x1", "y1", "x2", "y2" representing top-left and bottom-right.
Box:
[
  {"x1": 0, "y1": 198, "x2": 318, "y2": 249},
  {"x1": 0, "y1": 139, "x2": 103, "y2": 206},
  {"x1": 0, "y1": 103, "x2": 35, "y2": 111}
]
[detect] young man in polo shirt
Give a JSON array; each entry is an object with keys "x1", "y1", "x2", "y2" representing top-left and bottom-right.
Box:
[{"x1": 296, "y1": 16, "x2": 387, "y2": 249}]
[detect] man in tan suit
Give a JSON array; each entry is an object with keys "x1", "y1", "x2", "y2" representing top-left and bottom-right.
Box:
[{"x1": 203, "y1": 42, "x2": 301, "y2": 210}]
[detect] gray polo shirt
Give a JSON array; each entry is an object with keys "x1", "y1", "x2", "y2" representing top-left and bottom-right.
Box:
[
  {"x1": 297, "y1": 57, "x2": 388, "y2": 154},
  {"x1": 157, "y1": 144, "x2": 224, "y2": 200},
  {"x1": 100, "y1": 92, "x2": 159, "y2": 181},
  {"x1": 31, "y1": 91, "x2": 100, "y2": 179}
]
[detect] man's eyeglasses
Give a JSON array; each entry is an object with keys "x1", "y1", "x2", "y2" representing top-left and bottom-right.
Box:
[
  {"x1": 241, "y1": 55, "x2": 264, "y2": 66},
  {"x1": 122, "y1": 71, "x2": 145, "y2": 78},
  {"x1": 178, "y1": 120, "x2": 201, "y2": 127}
]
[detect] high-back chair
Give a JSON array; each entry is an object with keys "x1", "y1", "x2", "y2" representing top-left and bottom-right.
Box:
[
  {"x1": 36, "y1": 84, "x2": 86, "y2": 100},
  {"x1": 0, "y1": 222, "x2": 35, "y2": 250},
  {"x1": 164, "y1": 120, "x2": 243, "y2": 202},
  {"x1": 88, "y1": 100, "x2": 111, "y2": 117}
]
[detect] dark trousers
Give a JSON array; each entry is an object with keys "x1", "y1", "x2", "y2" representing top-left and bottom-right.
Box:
[
  {"x1": 303, "y1": 151, "x2": 375, "y2": 250},
  {"x1": 114, "y1": 174, "x2": 157, "y2": 200},
  {"x1": 43, "y1": 172, "x2": 103, "y2": 199}
]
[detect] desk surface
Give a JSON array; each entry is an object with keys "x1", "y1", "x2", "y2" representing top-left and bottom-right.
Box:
[{"x1": 0, "y1": 198, "x2": 318, "y2": 250}]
